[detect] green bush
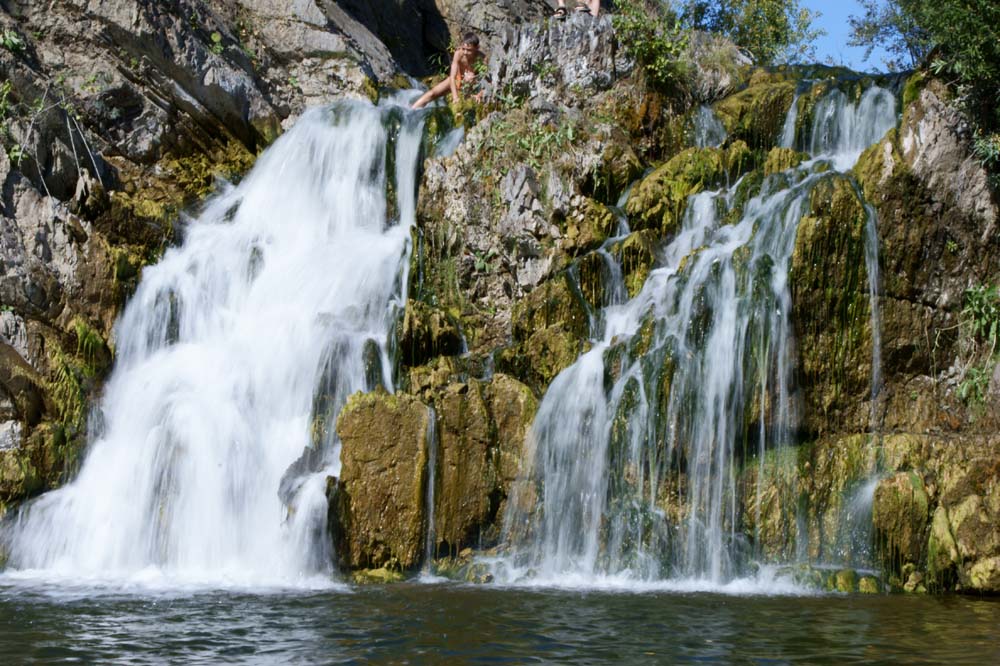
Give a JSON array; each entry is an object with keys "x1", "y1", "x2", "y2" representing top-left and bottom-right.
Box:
[{"x1": 612, "y1": 0, "x2": 690, "y2": 91}]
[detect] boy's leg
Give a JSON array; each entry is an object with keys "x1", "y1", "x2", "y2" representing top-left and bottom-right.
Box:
[{"x1": 411, "y1": 76, "x2": 453, "y2": 109}]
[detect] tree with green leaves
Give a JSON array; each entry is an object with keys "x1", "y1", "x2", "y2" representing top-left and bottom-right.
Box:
[
  {"x1": 678, "y1": 0, "x2": 823, "y2": 65},
  {"x1": 847, "y1": 0, "x2": 930, "y2": 71}
]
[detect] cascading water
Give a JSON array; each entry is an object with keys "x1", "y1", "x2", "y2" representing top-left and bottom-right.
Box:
[
  {"x1": 497, "y1": 84, "x2": 897, "y2": 586},
  {"x1": 2, "y1": 101, "x2": 425, "y2": 586}
]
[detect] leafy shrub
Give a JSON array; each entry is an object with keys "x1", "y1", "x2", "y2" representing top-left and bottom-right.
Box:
[{"x1": 612, "y1": 0, "x2": 690, "y2": 91}]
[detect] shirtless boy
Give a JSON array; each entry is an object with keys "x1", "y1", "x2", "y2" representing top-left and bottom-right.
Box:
[
  {"x1": 553, "y1": 0, "x2": 600, "y2": 18},
  {"x1": 411, "y1": 33, "x2": 484, "y2": 109}
]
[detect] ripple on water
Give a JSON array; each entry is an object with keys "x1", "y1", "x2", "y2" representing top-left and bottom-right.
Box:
[{"x1": 1, "y1": 580, "x2": 999, "y2": 664}]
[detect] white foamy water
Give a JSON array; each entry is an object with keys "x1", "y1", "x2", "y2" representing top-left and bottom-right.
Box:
[
  {"x1": 1, "y1": 101, "x2": 425, "y2": 586},
  {"x1": 496, "y1": 84, "x2": 897, "y2": 588}
]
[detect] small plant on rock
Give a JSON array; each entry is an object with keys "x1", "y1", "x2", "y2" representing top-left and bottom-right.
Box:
[{"x1": 1, "y1": 28, "x2": 24, "y2": 53}]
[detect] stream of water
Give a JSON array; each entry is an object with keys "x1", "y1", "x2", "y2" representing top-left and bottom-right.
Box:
[
  {"x1": 496, "y1": 84, "x2": 898, "y2": 585},
  {"x1": 1, "y1": 100, "x2": 424, "y2": 587}
]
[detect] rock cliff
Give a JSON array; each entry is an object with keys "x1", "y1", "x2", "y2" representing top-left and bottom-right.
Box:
[{"x1": 2, "y1": 2, "x2": 998, "y2": 592}]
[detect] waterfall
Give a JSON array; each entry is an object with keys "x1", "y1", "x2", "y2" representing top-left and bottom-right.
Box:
[
  {"x1": 2, "y1": 101, "x2": 425, "y2": 586},
  {"x1": 498, "y1": 84, "x2": 897, "y2": 586},
  {"x1": 691, "y1": 106, "x2": 727, "y2": 149},
  {"x1": 421, "y1": 406, "x2": 439, "y2": 578}
]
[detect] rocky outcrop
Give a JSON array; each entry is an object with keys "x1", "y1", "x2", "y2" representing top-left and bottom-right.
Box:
[
  {"x1": 331, "y1": 391, "x2": 432, "y2": 571},
  {"x1": 327, "y1": 370, "x2": 537, "y2": 574}
]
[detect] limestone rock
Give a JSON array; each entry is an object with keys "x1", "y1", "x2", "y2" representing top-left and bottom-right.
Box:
[
  {"x1": 873, "y1": 472, "x2": 929, "y2": 571},
  {"x1": 398, "y1": 299, "x2": 465, "y2": 367},
  {"x1": 332, "y1": 391, "x2": 431, "y2": 571},
  {"x1": 899, "y1": 81, "x2": 998, "y2": 242}
]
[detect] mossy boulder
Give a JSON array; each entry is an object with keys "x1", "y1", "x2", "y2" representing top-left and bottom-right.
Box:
[
  {"x1": 398, "y1": 299, "x2": 465, "y2": 367},
  {"x1": 873, "y1": 471, "x2": 930, "y2": 576},
  {"x1": 858, "y1": 575, "x2": 881, "y2": 594},
  {"x1": 713, "y1": 77, "x2": 796, "y2": 149},
  {"x1": 832, "y1": 568, "x2": 859, "y2": 593},
  {"x1": 625, "y1": 143, "x2": 749, "y2": 237},
  {"x1": 331, "y1": 390, "x2": 431, "y2": 571}
]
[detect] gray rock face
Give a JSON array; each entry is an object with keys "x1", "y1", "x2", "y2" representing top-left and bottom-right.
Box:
[
  {"x1": 487, "y1": 12, "x2": 633, "y2": 106},
  {"x1": 0, "y1": 420, "x2": 22, "y2": 452},
  {"x1": 900, "y1": 84, "x2": 999, "y2": 242}
]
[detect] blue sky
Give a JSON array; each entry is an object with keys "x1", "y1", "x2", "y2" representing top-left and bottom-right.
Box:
[{"x1": 802, "y1": 0, "x2": 892, "y2": 71}]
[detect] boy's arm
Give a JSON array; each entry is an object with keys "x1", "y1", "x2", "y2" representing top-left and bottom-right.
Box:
[{"x1": 449, "y1": 51, "x2": 461, "y2": 103}]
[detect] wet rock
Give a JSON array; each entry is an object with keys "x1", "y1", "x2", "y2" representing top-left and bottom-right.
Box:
[
  {"x1": 332, "y1": 391, "x2": 431, "y2": 571},
  {"x1": 873, "y1": 472, "x2": 929, "y2": 573},
  {"x1": 398, "y1": 299, "x2": 465, "y2": 367},
  {"x1": 424, "y1": 374, "x2": 537, "y2": 554},
  {"x1": 789, "y1": 176, "x2": 873, "y2": 435}
]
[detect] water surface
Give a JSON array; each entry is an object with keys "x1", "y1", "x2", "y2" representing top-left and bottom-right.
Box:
[{"x1": 2, "y1": 581, "x2": 997, "y2": 664}]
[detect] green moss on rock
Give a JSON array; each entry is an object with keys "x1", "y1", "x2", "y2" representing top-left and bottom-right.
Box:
[
  {"x1": 332, "y1": 390, "x2": 431, "y2": 572},
  {"x1": 714, "y1": 78, "x2": 796, "y2": 150}
]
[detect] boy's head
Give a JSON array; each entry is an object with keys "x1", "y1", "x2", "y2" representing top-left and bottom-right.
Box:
[{"x1": 460, "y1": 32, "x2": 480, "y2": 54}]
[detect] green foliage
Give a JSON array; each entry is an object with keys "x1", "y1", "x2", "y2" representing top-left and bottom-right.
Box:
[
  {"x1": 962, "y1": 284, "x2": 1000, "y2": 354},
  {"x1": 957, "y1": 284, "x2": 1000, "y2": 404},
  {"x1": 613, "y1": 0, "x2": 690, "y2": 90},
  {"x1": 848, "y1": 0, "x2": 930, "y2": 70},
  {"x1": 48, "y1": 349, "x2": 87, "y2": 431},
  {"x1": 958, "y1": 366, "x2": 990, "y2": 404},
  {"x1": 72, "y1": 317, "x2": 106, "y2": 367},
  {"x1": 679, "y1": 0, "x2": 823, "y2": 65},
  {"x1": 210, "y1": 31, "x2": 224, "y2": 56},
  {"x1": 0, "y1": 28, "x2": 25, "y2": 53}
]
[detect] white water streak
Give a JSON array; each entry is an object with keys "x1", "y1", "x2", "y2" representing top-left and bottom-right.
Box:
[{"x1": 4, "y1": 101, "x2": 424, "y2": 587}]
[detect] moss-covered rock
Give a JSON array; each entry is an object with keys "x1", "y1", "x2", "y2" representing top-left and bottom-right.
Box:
[
  {"x1": 858, "y1": 575, "x2": 881, "y2": 594},
  {"x1": 873, "y1": 471, "x2": 930, "y2": 577},
  {"x1": 511, "y1": 274, "x2": 590, "y2": 343},
  {"x1": 613, "y1": 230, "x2": 659, "y2": 299},
  {"x1": 351, "y1": 566, "x2": 406, "y2": 584},
  {"x1": 562, "y1": 198, "x2": 617, "y2": 257},
  {"x1": 398, "y1": 299, "x2": 465, "y2": 368},
  {"x1": 714, "y1": 77, "x2": 796, "y2": 149},
  {"x1": 422, "y1": 374, "x2": 538, "y2": 556},
  {"x1": 763, "y1": 147, "x2": 806, "y2": 176},
  {"x1": 332, "y1": 390, "x2": 431, "y2": 571},
  {"x1": 625, "y1": 144, "x2": 748, "y2": 237},
  {"x1": 789, "y1": 176, "x2": 873, "y2": 434}
]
